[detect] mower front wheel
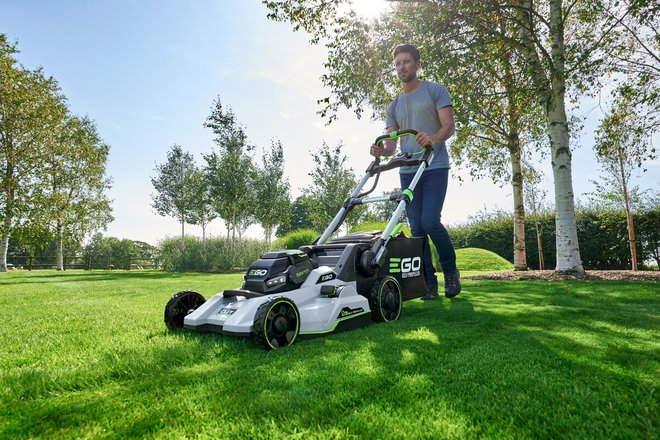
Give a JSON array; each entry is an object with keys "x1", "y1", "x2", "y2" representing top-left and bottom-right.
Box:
[
  {"x1": 253, "y1": 297, "x2": 300, "y2": 350},
  {"x1": 164, "y1": 290, "x2": 206, "y2": 330},
  {"x1": 370, "y1": 276, "x2": 402, "y2": 322}
]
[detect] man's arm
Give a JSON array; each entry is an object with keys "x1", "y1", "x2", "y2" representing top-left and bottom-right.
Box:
[{"x1": 416, "y1": 106, "x2": 455, "y2": 148}]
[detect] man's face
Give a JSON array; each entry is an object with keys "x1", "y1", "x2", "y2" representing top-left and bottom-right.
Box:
[{"x1": 394, "y1": 52, "x2": 419, "y2": 83}]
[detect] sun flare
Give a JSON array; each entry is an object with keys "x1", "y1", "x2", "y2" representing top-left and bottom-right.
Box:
[{"x1": 349, "y1": 0, "x2": 393, "y2": 21}]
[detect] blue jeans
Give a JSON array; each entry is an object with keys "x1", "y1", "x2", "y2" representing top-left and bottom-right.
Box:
[{"x1": 400, "y1": 168, "x2": 457, "y2": 289}]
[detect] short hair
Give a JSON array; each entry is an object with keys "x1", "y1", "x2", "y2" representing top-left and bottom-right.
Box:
[{"x1": 392, "y1": 44, "x2": 420, "y2": 62}]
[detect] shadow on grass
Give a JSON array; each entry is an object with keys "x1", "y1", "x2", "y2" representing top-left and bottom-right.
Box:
[
  {"x1": 2, "y1": 280, "x2": 658, "y2": 439},
  {"x1": 0, "y1": 270, "x2": 223, "y2": 285}
]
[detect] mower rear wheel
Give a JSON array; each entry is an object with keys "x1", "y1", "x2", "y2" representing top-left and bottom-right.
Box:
[
  {"x1": 253, "y1": 297, "x2": 300, "y2": 350},
  {"x1": 370, "y1": 276, "x2": 402, "y2": 322},
  {"x1": 164, "y1": 290, "x2": 206, "y2": 330}
]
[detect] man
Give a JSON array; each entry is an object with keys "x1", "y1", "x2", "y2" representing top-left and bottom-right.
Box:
[{"x1": 370, "y1": 44, "x2": 461, "y2": 299}]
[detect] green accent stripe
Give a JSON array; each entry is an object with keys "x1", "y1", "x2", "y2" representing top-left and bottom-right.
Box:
[
  {"x1": 390, "y1": 223, "x2": 403, "y2": 237},
  {"x1": 299, "y1": 311, "x2": 371, "y2": 335}
]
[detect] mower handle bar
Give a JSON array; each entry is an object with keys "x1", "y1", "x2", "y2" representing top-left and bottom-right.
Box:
[{"x1": 373, "y1": 129, "x2": 433, "y2": 151}]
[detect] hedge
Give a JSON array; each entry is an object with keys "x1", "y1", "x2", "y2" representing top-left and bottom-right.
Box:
[{"x1": 448, "y1": 207, "x2": 660, "y2": 270}]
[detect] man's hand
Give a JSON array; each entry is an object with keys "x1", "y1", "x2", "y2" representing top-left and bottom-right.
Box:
[
  {"x1": 370, "y1": 143, "x2": 384, "y2": 157},
  {"x1": 416, "y1": 132, "x2": 434, "y2": 148}
]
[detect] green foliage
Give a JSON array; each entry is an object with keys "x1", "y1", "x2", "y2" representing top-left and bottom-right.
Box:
[
  {"x1": 271, "y1": 228, "x2": 319, "y2": 251},
  {"x1": 1, "y1": 34, "x2": 69, "y2": 270},
  {"x1": 150, "y1": 144, "x2": 199, "y2": 239},
  {"x1": 34, "y1": 114, "x2": 113, "y2": 269},
  {"x1": 595, "y1": 95, "x2": 656, "y2": 174},
  {"x1": 276, "y1": 195, "x2": 314, "y2": 237},
  {"x1": 203, "y1": 98, "x2": 257, "y2": 242},
  {"x1": 599, "y1": 2, "x2": 659, "y2": 135},
  {"x1": 1, "y1": 270, "x2": 657, "y2": 438},
  {"x1": 158, "y1": 235, "x2": 265, "y2": 272},
  {"x1": 448, "y1": 204, "x2": 660, "y2": 270},
  {"x1": 253, "y1": 139, "x2": 291, "y2": 245},
  {"x1": 186, "y1": 168, "x2": 217, "y2": 240},
  {"x1": 82, "y1": 233, "x2": 156, "y2": 270},
  {"x1": 7, "y1": 224, "x2": 55, "y2": 256},
  {"x1": 303, "y1": 141, "x2": 366, "y2": 232},
  {"x1": 636, "y1": 202, "x2": 660, "y2": 268}
]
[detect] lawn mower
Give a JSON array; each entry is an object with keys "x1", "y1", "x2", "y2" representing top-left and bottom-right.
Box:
[{"x1": 164, "y1": 129, "x2": 434, "y2": 349}]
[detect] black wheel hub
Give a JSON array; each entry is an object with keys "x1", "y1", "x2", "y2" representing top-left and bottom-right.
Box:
[{"x1": 265, "y1": 303, "x2": 298, "y2": 347}]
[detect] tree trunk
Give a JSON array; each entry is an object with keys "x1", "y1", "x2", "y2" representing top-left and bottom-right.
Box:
[
  {"x1": 0, "y1": 215, "x2": 10, "y2": 272},
  {"x1": 0, "y1": 160, "x2": 14, "y2": 272},
  {"x1": 510, "y1": 138, "x2": 527, "y2": 271},
  {"x1": 231, "y1": 206, "x2": 236, "y2": 260},
  {"x1": 264, "y1": 226, "x2": 273, "y2": 251},
  {"x1": 546, "y1": 0, "x2": 584, "y2": 273},
  {"x1": 618, "y1": 149, "x2": 638, "y2": 271},
  {"x1": 56, "y1": 221, "x2": 64, "y2": 271},
  {"x1": 536, "y1": 225, "x2": 545, "y2": 270}
]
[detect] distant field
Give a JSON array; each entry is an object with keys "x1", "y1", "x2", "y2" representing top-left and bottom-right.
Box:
[{"x1": 0, "y1": 270, "x2": 657, "y2": 439}]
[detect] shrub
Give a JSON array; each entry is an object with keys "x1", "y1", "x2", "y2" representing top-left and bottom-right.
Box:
[
  {"x1": 159, "y1": 236, "x2": 265, "y2": 272},
  {"x1": 271, "y1": 229, "x2": 320, "y2": 251}
]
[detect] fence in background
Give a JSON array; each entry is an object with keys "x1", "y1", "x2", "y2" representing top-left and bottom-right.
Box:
[{"x1": 6, "y1": 255, "x2": 159, "y2": 271}]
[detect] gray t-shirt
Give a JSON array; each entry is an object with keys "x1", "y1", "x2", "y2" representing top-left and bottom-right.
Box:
[{"x1": 386, "y1": 81, "x2": 453, "y2": 173}]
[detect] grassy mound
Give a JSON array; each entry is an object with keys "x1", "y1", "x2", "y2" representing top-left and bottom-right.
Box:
[{"x1": 456, "y1": 247, "x2": 514, "y2": 271}]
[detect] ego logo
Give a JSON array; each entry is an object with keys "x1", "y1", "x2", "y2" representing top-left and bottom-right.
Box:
[
  {"x1": 389, "y1": 257, "x2": 421, "y2": 278},
  {"x1": 248, "y1": 269, "x2": 268, "y2": 277},
  {"x1": 316, "y1": 272, "x2": 337, "y2": 284}
]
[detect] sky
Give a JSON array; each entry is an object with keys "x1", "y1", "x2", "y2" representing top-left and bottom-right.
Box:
[{"x1": 2, "y1": 0, "x2": 658, "y2": 245}]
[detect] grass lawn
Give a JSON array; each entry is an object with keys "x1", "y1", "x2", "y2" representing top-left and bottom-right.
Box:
[{"x1": 0, "y1": 270, "x2": 658, "y2": 439}]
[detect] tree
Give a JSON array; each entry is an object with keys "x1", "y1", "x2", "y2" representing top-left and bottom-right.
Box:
[
  {"x1": 253, "y1": 139, "x2": 291, "y2": 247},
  {"x1": 150, "y1": 144, "x2": 199, "y2": 241},
  {"x1": 203, "y1": 97, "x2": 257, "y2": 253},
  {"x1": 32, "y1": 115, "x2": 113, "y2": 270},
  {"x1": 598, "y1": 0, "x2": 659, "y2": 136},
  {"x1": 276, "y1": 195, "x2": 315, "y2": 236},
  {"x1": 187, "y1": 168, "x2": 217, "y2": 241},
  {"x1": 593, "y1": 96, "x2": 656, "y2": 271},
  {"x1": 0, "y1": 34, "x2": 67, "y2": 271},
  {"x1": 303, "y1": 141, "x2": 361, "y2": 234},
  {"x1": 83, "y1": 233, "x2": 151, "y2": 270}
]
